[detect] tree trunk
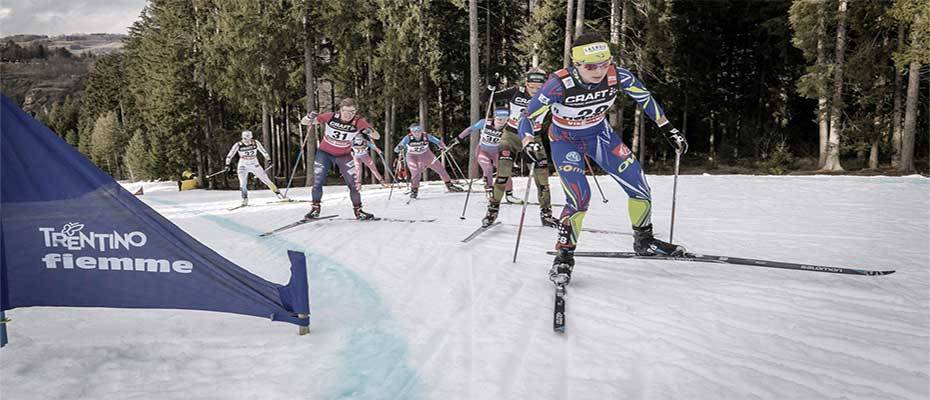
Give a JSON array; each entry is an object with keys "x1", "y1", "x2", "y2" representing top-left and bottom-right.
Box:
[
  {"x1": 822, "y1": 0, "x2": 847, "y2": 172},
  {"x1": 485, "y1": 3, "x2": 491, "y2": 84},
  {"x1": 468, "y1": 0, "x2": 481, "y2": 178},
  {"x1": 609, "y1": 0, "x2": 624, "y2": 136},
  {"x1": 574, "y1": 0, "x2": 586, "y2": 38},
  {"x1": 899, "y1": 60, "x2": 920, "y2": 173},
  {"x1": 303, "y1": 0, "x2": 318, "y2": 187},
  {"x1": 709, "y1": 112, "x2": 716, "y2": 164},
  {"x1": 285, "y1": 103, "x2": 291, "y2": 181},
  {"x1": 270, "y1": 113, "x2": 277, "y2": 176},
  {"x1": 419, "y1": 70, "x2": 429, "y2": 130},
  {"x1": 868, "y1": 138, "x2": 879, "y2": 170},
  {"x1": 262, "y1": 101, "x2": 271, "y2": 169},
  {"x1": 891, "y1": 23, "x2": 906, "y2": 168},
  {"x1": 204, "y1": 104, "x2": 214, "y2": 189},
  {"x1": 563, "y1": 0, "x2": 576, "y2": 68},
  {"x1": 816, "y1": 4, "x2": 829, "y2": 168}
]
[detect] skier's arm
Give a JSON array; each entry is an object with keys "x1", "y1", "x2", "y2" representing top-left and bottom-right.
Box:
[
  {"x1": 357, "y1": 118, "x2": 380, "y2": 140},
  {"x1": 255, "y1": 141, "x2": 271, "y2": 162},
  {"x1": 393, "y1": 136, "x2": 410, "y2": 153},
  {"x1": 224, "y1": 142, "x2": 240, "y2": 166},
  {"x1": 427, "y1": 134, "x2": 446, "y2": 149},
  {"x1": 368, "y1": 141, "x2": 382, "y2": 154},
  {"x1": 617, "y1": 66, "x2": 669, "y2": 127},
  {"x1": 454, "y1": 119, "x2": 485, "y2": 143},
  {"x1": 518, "y1": 75, "x2": 564, "y2": 141}
]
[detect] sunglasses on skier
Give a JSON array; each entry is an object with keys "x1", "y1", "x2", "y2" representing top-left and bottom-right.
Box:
[{"x1": 576, "y1": 60, "x2": 610, "y2": 71}]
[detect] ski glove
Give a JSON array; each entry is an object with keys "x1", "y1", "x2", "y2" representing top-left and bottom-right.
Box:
[
  {"x1": 300, "y1": 112, "x2": 319, "y2": 126},
  {"x1": 660, "y1": 124, "x2": 688, "y2": 154},
  {"x1": 523, "y1": 141, "x2": 545, "y2": 163}
]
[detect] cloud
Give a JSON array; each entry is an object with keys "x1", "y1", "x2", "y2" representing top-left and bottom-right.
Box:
[{"x1": 0, "y1": 0, "x2": 146, "y2": 36}]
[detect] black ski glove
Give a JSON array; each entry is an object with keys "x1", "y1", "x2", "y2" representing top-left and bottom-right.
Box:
[
  {"x1": 660, "y1": 124, "x2": 688, "y2": 154},
  {"x1": 523, "y1": 141, "x2": 545, "y2": 163}
]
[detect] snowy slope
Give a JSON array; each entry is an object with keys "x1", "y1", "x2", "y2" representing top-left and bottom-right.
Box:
[{"x1": 2, "y1": 175, "x2": 928, "y2": 400}]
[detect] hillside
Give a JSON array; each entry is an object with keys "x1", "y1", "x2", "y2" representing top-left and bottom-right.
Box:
[{"x1": 0, "y1": 34, "x2": 124, "y2": 112}]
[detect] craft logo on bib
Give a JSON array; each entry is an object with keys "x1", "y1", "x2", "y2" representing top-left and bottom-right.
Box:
[{"x1": 328, "y1": 120, "x2": 355, "y2": 131}]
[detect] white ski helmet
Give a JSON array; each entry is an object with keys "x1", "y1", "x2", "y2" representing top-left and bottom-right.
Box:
[{"x1": 241, "y1": 130, "x2": 253, "y2": 140}]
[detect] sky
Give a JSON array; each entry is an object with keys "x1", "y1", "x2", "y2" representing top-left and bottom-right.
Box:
[{"x1": 0, "y1": 0, "x2": 146, "y2": 37}]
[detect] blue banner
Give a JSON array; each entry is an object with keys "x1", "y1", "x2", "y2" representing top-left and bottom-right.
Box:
[{"x1": 0, "y1": 94, "x2": 308, "y2": 327}]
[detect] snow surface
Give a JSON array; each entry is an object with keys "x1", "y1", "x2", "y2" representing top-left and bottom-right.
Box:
[{"x1": 2, "y1": 175, "x2": 929, "y2": 400}]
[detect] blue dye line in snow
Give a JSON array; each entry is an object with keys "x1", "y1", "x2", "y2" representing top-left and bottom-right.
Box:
[{"x1": 147, "y1": 197, "x2": 421, "y2": 399}]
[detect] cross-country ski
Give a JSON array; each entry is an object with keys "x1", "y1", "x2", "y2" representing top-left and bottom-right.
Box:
[{"x1": 258, "y1": 215, "x2": 338, "y2": 237}]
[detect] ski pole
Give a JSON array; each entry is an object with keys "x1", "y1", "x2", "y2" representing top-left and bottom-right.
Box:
[
  {"x1": 585, "y1": 156, "x2": 608, "y2": 203},
  {"x1": 512, "y1": 162, "x2": 536, "y2": 263},
  {"x1": 283, "y1": 123, "x2": 316, "y2": 198},
  {"x1": 206, "y1": 168, "x2": 228, "y2": 179},
  {"x1": 460, "y1": 87, "x2": 499, "y2": 219},
  {"x1": 669, "y1": 149, "x2": 681, "y2": 243},
  {"x1": 446, "y1": 150, "x2": 469, "y2": 185},
  {"x1": 374, "y1": 151, "x2": 400, "y2": 201}
]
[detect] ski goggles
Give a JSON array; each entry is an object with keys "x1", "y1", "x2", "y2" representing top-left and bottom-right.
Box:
[
  {"x1": 526, "y1": 72, "x2": 547, "y2": 83},
  {"x1": 571, "y1": 41, "x2": 612, "y2": 64}
]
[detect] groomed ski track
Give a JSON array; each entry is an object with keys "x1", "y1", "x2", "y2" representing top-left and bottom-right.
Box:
[{"x1": 1, "y1": 175, "x2": 928, "y2": 400}]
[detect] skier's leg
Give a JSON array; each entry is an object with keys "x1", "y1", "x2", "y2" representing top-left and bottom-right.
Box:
[
  {"x1": 589, "y1": 124, "x2": 652, "y2": 228},
  {"x1": 550, "y1": 134, "x2": 592, "y2": 252},
  {"x1": 352, "y1": 156, "x2": 364, "y2": 189},
  {"x1": 548, "y1": 128, "x2": 591, "y2": 284},
  {"x1": 237, "y1": 165, "x2": 249, "y2": 200},
  {"x1": 407, "y1": 156, "x2": 423, "y2": 190},
  {"x1": 531, "y1": 136, "x2": 552, "y2": 208},
  {"x1": 426, "y1": 153, "x2": 452, "y2": 182},
  {"x1": 492, "y1": 131, "x2": 520, "y2": 204},
  {"x1": 590, "y1": 123, "x2": 684, "y2": 255},
  {"x1": 365, "y1": 156, "x2": 383, "y2": 182},
  {"x1": 251, "y1": 164, "x2": 280, "y2": 194},
  {"x1": 477, "y1": 149, "x2": 495, "y2": 188},
  {"x1": 334, "y1": 155, "x2": 362, "y2": 207},
  {"x1": 311, "y1": 150, "x2": 333, "y2": 203}
]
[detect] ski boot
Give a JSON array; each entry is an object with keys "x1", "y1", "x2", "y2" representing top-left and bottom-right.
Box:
[
  {"x1": 354, "y1": 205, "x2": 375, "y2": 220},
  {"x1": 540, "y1": 208, "x2": 559, "y2": 228},
  {"x1": 504, "y1": 190, "x2": 524, "y2": 204},
  {"x1": 410, "y1": 188, "x2": 418, "y2": 199},
  {"x1": 482, "y1": 203, "x2": 500, "y2": 227},
  {"x1": 549, "y1": 249, "x2": 575, "y2": 286},
  {"x1": 484, "y1": 185, "x2": 494, "y2": 200},
  {"x1": 633, "y1": 224, "x2": 686, "y2": 256},
  {"x1": 304, "y1": 201, "x2": 321, "y2": 220},
  {"x1": 445, "y1": 181, "x2": 464, "y2": 192},
  {"x1": 241, "y1": 197, "x2": 249, "y2": 207}
]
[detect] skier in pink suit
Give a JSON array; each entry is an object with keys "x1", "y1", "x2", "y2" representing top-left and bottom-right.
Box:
[
  {"x1": 451, "y1": 108, "x2": 512, "y2": 197},
  {"x1": 393, "y1": 123, "x2": 464, "y2": 199},
  {"x1": 351, "y1": 136, "x2": 386, "y2": 189}
]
